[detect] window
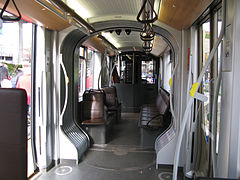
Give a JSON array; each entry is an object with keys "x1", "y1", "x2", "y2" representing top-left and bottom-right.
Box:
[
  {"x1": 202, "y1": 20, "x2": 211, "y2": 140},
  {"x1": 78, "y1": 47, "x2": 101, "y2": 100},
  {"x1": 141, "y1": 60, "x2": 154, "y2": 84},
  {"x1": 86, "y1": 49, "x2": 94, "y2": 89},
  {"x1": 216, "y1": 8, "x2": 223, "y2": 153},
  {"x1": 162, "y1": 50, "x2": 172, "y2": 92}
]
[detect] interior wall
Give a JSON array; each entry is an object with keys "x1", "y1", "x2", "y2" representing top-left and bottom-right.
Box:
[{"x1": 218, "y1": 0, "x2": 240, "y2": 178}]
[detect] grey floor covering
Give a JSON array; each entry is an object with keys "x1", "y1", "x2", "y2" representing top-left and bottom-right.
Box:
[{"x1": 36, "y1": 113, "x2": 183, "y2": 180}]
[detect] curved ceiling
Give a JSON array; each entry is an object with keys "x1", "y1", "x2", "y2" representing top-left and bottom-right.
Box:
[
  {"x1": 0, "y1": 0, "x2": 213, "y2": 55},
  {"x1": 94, "y1": 30, "x2": 168, "y2": 56},
  {"x1": 0, "y1": 0, "x2": 213, "y2": 30}
]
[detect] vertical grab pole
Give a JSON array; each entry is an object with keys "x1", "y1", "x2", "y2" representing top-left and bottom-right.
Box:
[
  {"x1": 211, "y1": 37, "x2": 223, "y2": 177},
  {"x1": 31, "y1": 23, "x2": 39, "y2": 172}
]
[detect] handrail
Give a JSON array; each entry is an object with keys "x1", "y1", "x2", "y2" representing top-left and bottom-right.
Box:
[
  {"x1": 0, "y1": 0, "x2": 21, "y2": 21},
  {"x1": 60, "y1": 58, "x2": 68, "y2": 123},
  {"x1": 211, "y1": 3, "x2": 225, "y2": 174},
  {"x1": 136, "y1": 0, "x2": 158, "y2": 24},
  {"x1": 35, "y1": 0, "x2": 67, "y2": 20}
]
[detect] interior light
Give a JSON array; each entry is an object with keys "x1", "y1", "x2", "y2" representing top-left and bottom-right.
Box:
[
  {"x1": 125, "y1": 29, "x2": 131, "y2": 35},
  {"x1": 101, "y1": 32, "x2": 120, "y2": 48},
  {"x1": 66, "y1": 0, "x2": 91, "y2": 19},
  {"x1": 115, "y1": 29, "x2": 122, "y2": 35}
]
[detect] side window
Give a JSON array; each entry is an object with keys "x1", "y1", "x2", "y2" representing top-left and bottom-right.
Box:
[
  {"x1": 199, "y1": 7, "x2": 223, "y2": 148},
  {"x1": 202, "y1": 20, "x2": 211, "y2": 140},
  {"x1": 216, "y1": 8, "x2": 223, "y2": 153},
  {"x1": 161, "y1": 49, "x2": 172, "y2": 92},
  {"x1": 78, "y1": 47, "x2": 86, "y2": 101},
  {"x1": 86, "y1": 49, "x2": 94, "y2": 89},
  {"x1": 141, "y1": 60, "x2": 154, "y2": 84}
]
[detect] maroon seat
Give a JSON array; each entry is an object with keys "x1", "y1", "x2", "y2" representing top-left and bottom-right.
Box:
[
  {"x1": 102, "y1": 86, "x2": 121, "y2": 122},
  {"x1": 0, "y1": 88, "x2": 27, "y2": 180},
  {"x1": 139, "y1": 87, "x2": 170, "y2": 129},
  {"x1": 81, "y1": 90, "x2": 106, "y2": 125},
  {"x1": 138, "y1": 87, "x2": 171, "y2": 148},
  {"x1": 78, "y1": 90, "x2": 113, "y2": 144}
]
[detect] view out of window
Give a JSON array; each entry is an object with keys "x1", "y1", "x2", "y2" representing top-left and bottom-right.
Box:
[
  {"x1": 216, "y1": 8, "x2": 223, "y2": 153},
  {"x1": 120, "y1": 57, "x2": 126, "y2": 81},
  {"x1": 202, "y1": 20, "x2": 211, "y2": 141},
  {"x1": 142, "y1": 60, "x2": 154, "y2": 84},
  {"x1": 78, "y1": 47, "x2": 86, "y2": 101},
  {"x1": 86, "y1": 49, "x2": 94, "y2": 89}
]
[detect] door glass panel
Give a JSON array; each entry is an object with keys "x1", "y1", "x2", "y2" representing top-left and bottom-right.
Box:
[
  {"x1": 216, "y1": 8, "x2": 222, "y2": 153},
  {"x1": 202, "y1": 20, "x2": 211, "y2": 141}
]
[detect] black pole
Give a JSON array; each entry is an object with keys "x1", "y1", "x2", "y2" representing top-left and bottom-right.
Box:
[{"x1": 31, "y1": 23, "x2": 39, "y2": 172}]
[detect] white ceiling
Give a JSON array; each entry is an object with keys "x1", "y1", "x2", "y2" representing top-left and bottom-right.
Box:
[
  {"x1": 65, "y1": 0, "x2": 141, "y2": 20},
  {"x1": 65, "y1": 0, "x2": 168, "y2": 56},
  {"x1": 101, "y1": 30, "x2": 168, "y2": 56}
]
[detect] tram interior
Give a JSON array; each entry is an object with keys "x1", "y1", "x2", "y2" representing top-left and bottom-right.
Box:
[{"x1": 1, "y1": 0, "x2": 240, "y2": 180}]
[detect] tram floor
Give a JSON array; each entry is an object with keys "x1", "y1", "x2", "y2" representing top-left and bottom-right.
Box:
[{"x1": 35, "y1": 113, "x2": 183, "y2": 180}]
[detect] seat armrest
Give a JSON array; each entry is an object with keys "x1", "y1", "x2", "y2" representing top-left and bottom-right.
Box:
[{"x1": 82, "y1": 119, "x2": 105, "y2": 125}]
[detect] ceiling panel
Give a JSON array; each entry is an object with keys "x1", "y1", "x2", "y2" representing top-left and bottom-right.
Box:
[
  {"x1": 152, "y1": 35, "x2": 168, "y2": 56},
  {"x1": 68, "y1": 0, "x2": 141, "y2": 20},
  {"x1": 0, "y1": 0, "x2": 214, "y2": 55},
  {"x1": 102, "y1": 30, "x2": 142, "y2": 50},
  {"x1": 158, "y1": 0, "x2": 213, "y2": 30},
  {"x1": 101, "y1": 30, "x2": 168, "y2": 55}
]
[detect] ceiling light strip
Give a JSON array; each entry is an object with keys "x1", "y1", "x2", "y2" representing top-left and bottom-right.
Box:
[
  {"x1": 49, "y1": 0, "x2": 95, "y2": 33},
  {"x1": 35, "y1": 0, "x2": 67, "y2": 20}
]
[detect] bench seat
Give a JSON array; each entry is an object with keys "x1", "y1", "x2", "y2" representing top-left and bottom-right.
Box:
[
  {"x1": 77, "y1": 88, "x2": 120, "y2": 144},
  {"x1": 138, "y1": 87, "x2": 171, "y2": 148}
]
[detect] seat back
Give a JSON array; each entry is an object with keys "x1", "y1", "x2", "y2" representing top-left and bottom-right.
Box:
[
  {"x1": 0, "y1": 88, "x2": 27, "y2": 180},
  {"x1": 83, "y1": 89, "x2": 104, "y2": 101},
  {"x1": 156, "y1": 88, "x2": 170, "y2": 115},
  {"x1": 82, "y1": 90, "x2": 105, "y2": 121},
  {"x1": 102, "y1": 86, "x2": 117, "y2": 107}
]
